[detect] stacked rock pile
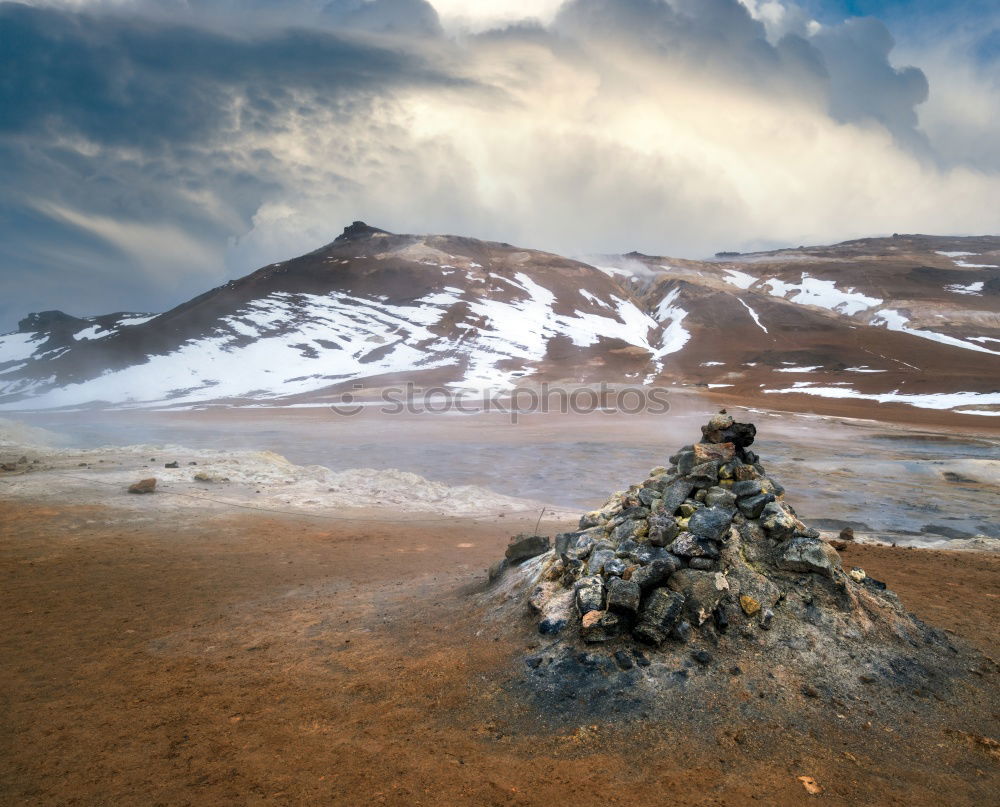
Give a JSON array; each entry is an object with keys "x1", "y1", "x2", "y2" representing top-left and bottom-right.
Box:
[{"x1": 500, "y1": 412, "x2": 856, "y2": 648}]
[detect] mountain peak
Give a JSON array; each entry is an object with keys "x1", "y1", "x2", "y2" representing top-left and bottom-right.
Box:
[{"x1": 334, "y1": 221, "x2": 391, "y2": 242}]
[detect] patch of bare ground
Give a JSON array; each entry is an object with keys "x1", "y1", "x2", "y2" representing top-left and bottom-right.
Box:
[{"x1": 1, "y1": 499, "x2": 997, "y2": 806}]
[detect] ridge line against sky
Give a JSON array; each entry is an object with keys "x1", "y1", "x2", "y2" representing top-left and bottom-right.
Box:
[{"x1": 0, "y1": 0, "x2": 998, "y2": 330}]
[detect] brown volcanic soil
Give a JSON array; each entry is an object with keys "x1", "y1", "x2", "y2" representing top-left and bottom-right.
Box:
[{"x1": 1, "y1": 499, "x2": 998, "y2": 806}]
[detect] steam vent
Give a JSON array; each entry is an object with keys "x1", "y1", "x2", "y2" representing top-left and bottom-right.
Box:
[{"x1": 486, "y1": 412, "x2": 993, "y2": 714}]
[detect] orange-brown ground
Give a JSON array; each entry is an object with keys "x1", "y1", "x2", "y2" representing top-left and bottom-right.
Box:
[{"x1": 1, "y1": 499, "x2": 998, "y2": 806}]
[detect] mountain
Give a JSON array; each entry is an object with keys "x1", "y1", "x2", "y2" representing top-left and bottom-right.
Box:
[{"x1": 1, "y1": 224, "x2": 998, "y2": 420}]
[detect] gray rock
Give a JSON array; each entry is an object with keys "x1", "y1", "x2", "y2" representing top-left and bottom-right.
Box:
[
  {"x1": 569, "y1": 534, "x2": 596, "y2": 560},
  {"x1": 604, "y1": 558, "x2": 627, "y2": 577},
  {"x1": 704, "y1": 487, "x2": 737, "y2": 509},
  {"x1": 637, "y1": 487, "x2": 661, "y2": 507},
  {"x1": 615, "y1": 538, "x2": 642, "y2": 561},
  {"x1": 760, "y1": 502, "x2": 797, "y2": 540},
  {"x1": 661, "y1": 479, "x2": 695, "y2": 514},
  {"x1": 779, "y1": 538, "x2": 842, "y2": 578},
  {"x1": 612, "y1": 518, "x2": 640, "y2": 542},
  {"x1": 668, "y1": 532, "x2": 720, "y2": 559},
  {"x1": 587, "y1": 548, "x2": 616, "y2": 576},
  {"x1": 630, "y1": 557, "x2": 679, "y2": 591},
  {"x1": 634, "y1": 546, "x2": 679, "y2": 566},
  {"x1": 676, "y1": 450, "x2": 697, "y2": 475},
  {"x1": 737, "y1": 492, "x2": 773, "y2": 519},
  {"x1": 688, "y1": 557, "x2": 716, "y2": 570},
  {"x1": 554, "y1": 531, "x2": 577, "y2": 556},
  {"x1": 607, "y1": 578, "x2": 641, "y2": 616},
  {"x1": 505, "y1": 534, "x2": 550, "y2": 563},
  {"x1": 574, "y1": 576, "x2": 605, "y2": 615},
  {"x1": 687, "y1": 506, "x2": 733, "y2": 541},
  {"x1": 648, "y1": 514, "x2": 681, "y2": 547},
  {"x1": 686, "y1": 460, "x2": 719, "y2": 488},
  {"x1": 731, "y1": 479, "x2": 763, "y2": 499},
  {"x1": 487, "y1": 559, "x2": 507, "y2": 582},
  {"x1": 633, "y1": 588, "x2": 686, "y2": 645}
]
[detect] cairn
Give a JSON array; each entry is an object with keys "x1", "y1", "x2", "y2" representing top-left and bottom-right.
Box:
[{"x1": 491, "y1": 412, "x2": 944, "y2": 663}]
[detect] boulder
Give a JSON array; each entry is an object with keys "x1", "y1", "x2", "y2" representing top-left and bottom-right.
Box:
[{"x1": 505, "y1": 534, "x2": 550, "y2": 564}]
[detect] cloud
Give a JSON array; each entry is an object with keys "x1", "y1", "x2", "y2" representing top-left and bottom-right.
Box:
[{"x1": 0, "y1": 0, "x2": 998, "y2": 330}]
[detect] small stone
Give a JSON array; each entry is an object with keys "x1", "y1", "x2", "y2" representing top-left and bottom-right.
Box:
[
  {"x1": 633, "y1": 649, "x2": 651, "y2": 667},
  {"x1": 687, "y1": 461, "x2": 719, "y2": 487},
  {"x1": 760, "y1": 608, "x2": 774, "y2": 630},
  {"x1": 848, "y1": 567, "x2": 866, "y2": 582},
  {"x1": 164, "y1": 461, "x2": 179, "y2": 469},
  {"x1": 606, "y1": 578, "x2": 641, "y2": 616},
  {"x1": 839, "y1": 526, "x2": 855, "y2": 542},
  {"x1": 691, "y1": 649, "x2": 712, "y2": 665},
  {"x1": 667, "y1": 569, "x2": 725, "y2": 624},
  {"x1": 637, "y1": 487, "x2": 660, "y2": 507},
  {"x1": 648, "y1": 514, "x2": 681, "y2": 547},
  {"x1": 688, "y1": 558, "x2": 716, "y2": 570},
  {"x1": 740, "y1": 594, "x2": 761, "y2": 616},
  {"x1": 604, "y1": 558, "x2": 627, "y2": 577},
  {"x1": 505, "y1": 534, "x2": 550, "y2": 564},
  {"x1": 669, "y1": 532, "x2": 720, "y2": 559},
  {"x1": 733, "y1": 464, "x2": 760, "y2": 481},
  {"x1": 538, "y1": 617, "x2": 566, "y2": 635},
  {"x1": 614, "y1": 649, "x2": 635, "y2": 670},
  {"x1": 127, "y1": 478, "x2": 156, "y2": 494}
]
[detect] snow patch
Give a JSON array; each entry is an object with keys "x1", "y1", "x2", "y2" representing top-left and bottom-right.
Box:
[
  {"x1": 945, "y1": 282, "x2": 984, "y2": 296},
  {"x1": 764, "y1": 274, "x2": 881, "y2": 316}
]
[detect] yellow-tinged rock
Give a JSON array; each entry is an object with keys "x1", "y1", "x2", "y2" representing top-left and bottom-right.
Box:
[{"x1": 740, "y1": 595, "x2": 761, "y2": 616}]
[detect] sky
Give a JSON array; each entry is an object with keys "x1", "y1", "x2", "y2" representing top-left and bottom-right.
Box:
[{"x1": 1, "y1": 0, "x2": 998, "y2": 331}]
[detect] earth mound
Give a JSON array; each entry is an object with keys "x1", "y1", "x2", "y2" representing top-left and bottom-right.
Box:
[{"x1": 484, "y1": 412, "x2": 994, "y2": 719}]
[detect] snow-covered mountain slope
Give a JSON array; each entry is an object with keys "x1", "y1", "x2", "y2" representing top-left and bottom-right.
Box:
[{"x1": 2, "y1": 226, "x2": 998, "y2": 420}]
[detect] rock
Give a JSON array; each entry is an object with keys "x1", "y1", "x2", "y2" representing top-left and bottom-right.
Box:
[
  {"x1": 604, "y1": 558, "x2": 627, "y2": 577},
  {"x1": 691, "y1": 649, "x2": 712, "y2": 665},
  {"x1": 193, "y1": 471, "x2": 229, "y2": 483},
  {"x1": 580, "y1": 610, "x2": 622, "y2": 643},
  {"x1": 669, "y1": 533, "x2": 720, "y2": 559},
  {"x1": 554, "y1": 532, "x2": 576, "y2": 556},
  {"x1": 849, "y1": 567, "x2": 866, "y2": 582},
  {"x1": 760, "y1": 608, "x2": 774, "y2": 630},
  {"x1": 538, "y1": 589, "x2": 574, "y2": 635},
  {"x1": 671, "y1": 620, "x2": 692, "y2": 642},
  {"x1": 630, "y1": 558, "x2": 680, "y2": 591},
  {"x1": 830, "y1": 539, "x2": 849, "y2": 551},
  {"x1": 661, "y1": 478, "x2": 695, "y2": 514},
  {"x1": 587, "y1": 548, "x2": 617, "y2": 576},
  {"x1": 688, "y1": 558, "x2": 716, "y2": 570},
  {"x1": 127, "y1": 478, "x2": 156, "y2": 494},
  {"x1": 731, "y1": 479, "x2": 763, "y2": 499},
  {"x1": 760, "y1": 502, "x2": 797, "y2": 539},
  {"x1": 164, "y1": 461, "x2": 180, "y2": 469},
  {"x1": 694, "y1": 442, "x2": 735, "y2": 464},
  {"x1": 637, "y1": 487, "x2": 660, "y2": 507},
  {"x1": 675, "y1": 450, "x2": 697, "y2": 475},
  {"x1": 839, "y1": 526, "x2": 855, "y2": 542},
  {"x1": 667, "y1": 569, "x2": 727, "y2": 624},
  {"x1": 740, "y1": 595, "x2": 761, "y2": 616},
  {"x1": 779, "y1": 538, "x2": 842, "y2": 578},
  {"x1": 687, "y1": 506, "x2": 733, "y2": 541},
  {"x1": 633, "y1": 588, "x2": 686, "y2": 645},
  {"x1": 575, "y1": 576, "x2": 605, "y2": 615},
  {"x1": 505, "y1": 534, "x2": 551, "y2": 564},
  {"x1": 579, "y1": 511, "x2": 603, "y2": 529},
  {"x1": 737, "y1": 492, "x2": 773, "y2": 519},
  {"x1": 647, "y1": 514, "x2": 681, "y2": 547},
  {"x1": 686, "y1": 461, "x2": 719, "y2": 488},
  {"x1": 607, "y1": 578, "x2": 641, "y2": 616},
  {"x1": 704, "y1": 487, "x2": 737, "y2": 509}
]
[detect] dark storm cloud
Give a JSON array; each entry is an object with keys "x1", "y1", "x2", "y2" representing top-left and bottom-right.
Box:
[{"x1": 0, "y1": 0, "x2": 997, "y2": 332}]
